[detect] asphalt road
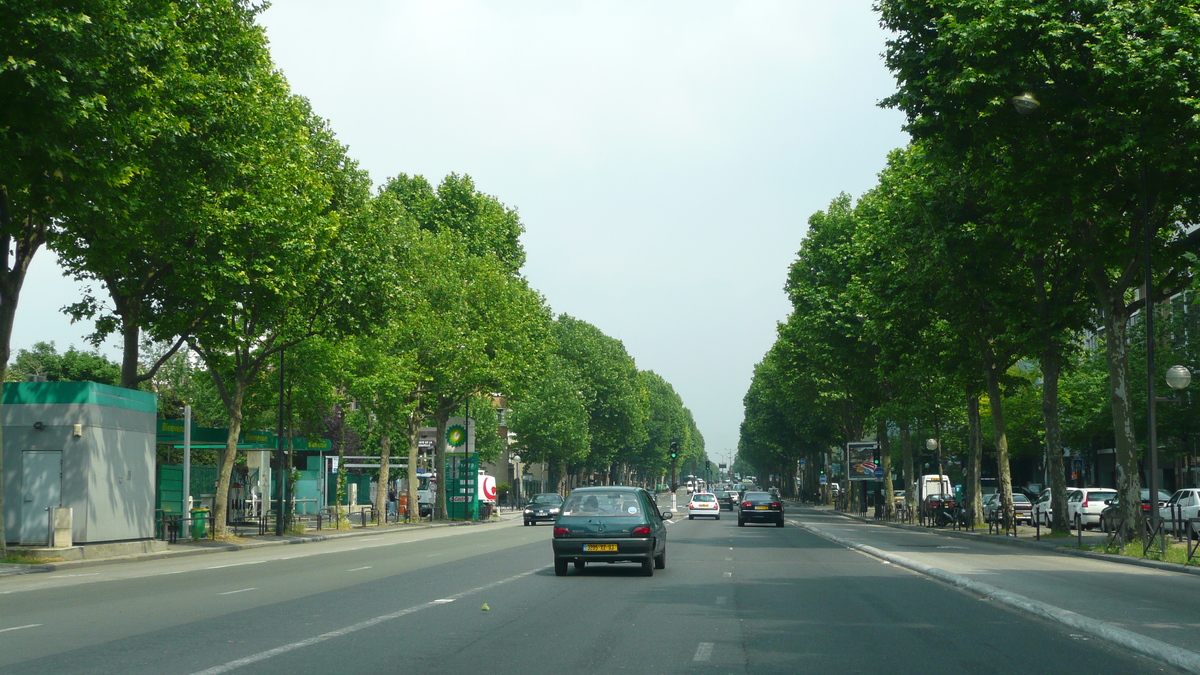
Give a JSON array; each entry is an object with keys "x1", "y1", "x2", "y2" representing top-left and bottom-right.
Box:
[{"x1": 0, "y1": 497, "x2": 1185, "y2": 674}]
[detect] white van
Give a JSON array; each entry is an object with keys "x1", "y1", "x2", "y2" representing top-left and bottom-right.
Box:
[{"x1": 918, "y1": 474, "x2": 953, "y2": 502}]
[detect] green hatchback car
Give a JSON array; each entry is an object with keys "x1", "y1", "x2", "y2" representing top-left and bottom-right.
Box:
[{"x1": 551, "y1": 486, "x2": 673, "y2": 576}]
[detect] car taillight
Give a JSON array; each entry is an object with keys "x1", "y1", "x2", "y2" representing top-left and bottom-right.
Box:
[
  {"x1": 742, "y1": 501, "x2": 752, "y2": 508},
  {"x1": 770, "y1": 502, "x2": 781, "y2": 509},
  {"x1": 632, "y1": 525, "x2": 651, "y2": 536},
  {"x1": 1082, "y1": 499, "x2": 1089, "y2": 507},
  {"x1": 553, "y1": 526, "x2": 569, "y2": 538}
]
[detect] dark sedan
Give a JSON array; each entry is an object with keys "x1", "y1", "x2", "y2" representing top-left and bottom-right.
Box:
[
  {"x1": 1099, "y1": 489, "x2": 1172, "y2": 533},
  {"x1": 523, "y1": 493, "x2": 564, "y2": 525},
  {"x1": 738, "y1": 491, "x2": 784, "y2": 527},
  {"x1": 714, "y1": 490, "x2": 736, "y2": 511},
  {"x1": 551, "y1": 487, "x2": 672, "y2": 576}
]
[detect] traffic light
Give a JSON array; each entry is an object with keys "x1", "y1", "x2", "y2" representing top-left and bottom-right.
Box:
[
  {"x1": 669, "y1": 441, "x2": 678, "y2": 459},
  {"x1": 705, "y1": 460, "x2": 711, "y2": 470}
]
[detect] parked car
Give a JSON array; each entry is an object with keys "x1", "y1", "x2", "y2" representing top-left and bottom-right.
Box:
[
  {"x1": 1099, "y1": 489, "x2": 1173, "y2": 533},
  {"x1": 893, "y1": 490, "x2": 907, "y2": 509},
  {"x1": 523, "y1": 493, "x2": 564, "y2": 526},
  {"x1": 1162, "y1": 488, "x2": 1200, "y2": 537},
  {"x1": 738, "y1": 491, "x2": 784, "y2": 527},
  {"x1": 1065, "y1": 487, "x2": 1118, "y2": 530},
  {"x1": 687, "y1": 492, "x2": 721, "y2": 520},
  {"x1": 982, "y1": 492, "x2": 1033, "y2": 524},
  {"x1": 551, "y1": 486, "x2": 672, "y2": 576},
  {"x1": 714, "y1": 490, "x2": 736, "y2": 511},
  {"x1": 1033, "y1": 487, "x2": 1082, "y2": 527}
]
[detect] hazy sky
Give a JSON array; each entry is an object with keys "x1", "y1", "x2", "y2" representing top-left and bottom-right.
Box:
[{"x1": 13, "y1": 1, "x2": 908, "y2": 463}]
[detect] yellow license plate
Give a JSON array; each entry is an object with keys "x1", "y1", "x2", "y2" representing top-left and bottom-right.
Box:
[
  {"x1": 583, "y1": 544, "x2": 618, "y2": 552},
  {"x1": 755, "y1": 505, "x2": 769, "y2": 510}
]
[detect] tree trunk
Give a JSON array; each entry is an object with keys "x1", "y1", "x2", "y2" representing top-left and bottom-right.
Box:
[
  {"x1": 985, "y1": 354, "x2": 1015, "y2": 530},
  {"x1": 1099, "y1": 296, "x2": 1144, "y2": 539},
  {"x1": 375, "y1": 432, "x2": 391, "y2": 524},
  {"x1": 966, "y1": 393, "x2": 983, "y2": 526},
  {"x1": 900, "y1": 424, "x2": 915, "y2": 522},
  {"x1": 119, "y1": 306, "x2": 141, "y2": 389},
  {"x1": 406, "y1": 412, "x2": 421, "y2": 522},
  {"x1": 1041, "y1": 346, "x2": 1070, "y2": 533},
  {"x1": 213, "y1": 384, "x2": 246, "y2": 538},
  {"x1": 879, "y1": 421, "x2": 894, "y2": 518},
  {"x1": 434, "y1": 413, "x2": 449, "y2": 519}
]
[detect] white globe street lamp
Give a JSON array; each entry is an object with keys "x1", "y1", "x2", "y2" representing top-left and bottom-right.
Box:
[{"x1": 1166, "y1": 365, "x2": 1192, "y2": 391}]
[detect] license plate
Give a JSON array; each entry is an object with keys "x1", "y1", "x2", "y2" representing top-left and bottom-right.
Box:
[
  {"x1": 755, "y1": 505, "x2": 769, "y2": 510},
  {"x1": 536, "y1": 511, "x2": 547, "y2": 515},
  {"x1": 583, "y1": 544, "x2": 617, "y2": 552}
]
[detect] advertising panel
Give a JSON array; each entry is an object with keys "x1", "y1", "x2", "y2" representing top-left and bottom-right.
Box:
[{"x1": 845, "y1": 441, "x2": 880, "y2": 481}]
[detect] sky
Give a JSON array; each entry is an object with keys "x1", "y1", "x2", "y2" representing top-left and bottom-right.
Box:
[{"x1": 12, "y1": 1, "x2": 908, "y2": 464}]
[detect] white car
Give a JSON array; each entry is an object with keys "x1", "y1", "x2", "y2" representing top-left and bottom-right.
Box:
[
  {"x1": 1065, "y1": 487, "x2": 1118, "y2": 530},
  {"x1": 1163, "y1": 488, "x2": 1200, "y2": 536},
  {"x1": 687, "y1": 492, "x2": 721, "y2": 520},
  {"x1": 1033, "y1": 487, "x2": 1080, "y2": 527}
]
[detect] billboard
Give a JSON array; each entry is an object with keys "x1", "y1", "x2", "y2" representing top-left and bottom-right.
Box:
[{"x1": 845, "y1": 441, "x2": 880, "y2": 481}]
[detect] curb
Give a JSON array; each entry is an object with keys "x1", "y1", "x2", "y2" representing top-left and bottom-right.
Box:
[
  {"x1": 1, "y1": 515, "x2": 514, "y2": 577},
  {"x1": 797, "y1": 520, "x2": 1200, "y2": 674}
]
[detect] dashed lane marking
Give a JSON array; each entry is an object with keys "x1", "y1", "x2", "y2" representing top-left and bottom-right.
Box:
[
  {"x1": 189, "y1": 568, "x2": 543, "y2": 675},
  {"x1": 207, "y1": 561, "x2": 266, "y2": 570},
  {"x1": 0, "y1": 624, "x2": 42, "y2": 633},
  {"x1": 693, "y1": 642, "x2": 713, "y2": 661}
]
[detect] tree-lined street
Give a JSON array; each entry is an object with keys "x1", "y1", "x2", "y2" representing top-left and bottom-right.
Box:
[{"x1": 2, "y1": 497, "x2": 1189, "y2": 674}]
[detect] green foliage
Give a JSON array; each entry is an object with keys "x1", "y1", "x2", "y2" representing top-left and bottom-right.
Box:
[{"x1": 7, "y1": 342, "x2": 120, "y2": 386}]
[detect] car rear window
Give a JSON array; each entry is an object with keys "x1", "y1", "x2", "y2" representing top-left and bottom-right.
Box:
[
  {"x1": 1090, "y1": 490, "x2": 1116, "y2": 500},
  {"x1": 562, "y1": 491, "x2": 642, "y2": 517},
  {"x1": 1013, "y1": 494, "x2": 1030, "y2": 503},
  {"x1": 693, "y1": 495, "x2": 715, "y2": 502}
]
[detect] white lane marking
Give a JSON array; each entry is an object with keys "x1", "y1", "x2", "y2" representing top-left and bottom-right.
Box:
[
  {"x1": 725, "y1": 557, "x2": 732, "y2": 561},
  {"x1": 357, "y1": 538, "x2": 381, "y2": 542},
  {"x1": 207, "y1": 561, "x2": 266, "y2": 570},
  {"x1": 693, "y1": 642, "x2": 713, "y2": 661},
  {"x1": 55, "y1": 573, "x2": 99, "y2": 579},
  {"x1": 0, "y1": 624, "x2": 42, "y2": 633},
  {"x1": 347, "y1": 566, "x2": 372, "y2": 572},
  {"x1": 188, "y1": 567, "x2": 544, "y2": 675},
  {"x1": 218, "y1": 588, "x2": 257, "y2": 596},
  {"x1": 433, "y1": 599, "x2": 455, "y2": 604},
  {"x1": 723, "y1": 572, "x2": 732, "y2": 578}
]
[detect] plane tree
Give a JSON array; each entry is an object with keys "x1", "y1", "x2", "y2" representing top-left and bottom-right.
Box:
[
  {"x1": 0, "y1": 0, "x2": 200, "y2": 556},
  {"x1": 51, "y1": 0, "x2": 277, "y2": 389},
  {"x1": 189, "y1": 92, "x2": 376, "y2": 537},
  {"x1": 877, "y1": 0, "x2": 1200, "y2": 537}
]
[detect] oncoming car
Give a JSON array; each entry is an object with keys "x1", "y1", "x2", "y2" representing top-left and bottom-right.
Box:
[
  {"x1": 551, "y1": 487, "x2": 672, "y2": 576},
  {"x1": 523, "y1": 493, "x2": 564, "y2": 526},
  {"x1": 687, "y1": 492, "x2": 720, "y2": 520}
]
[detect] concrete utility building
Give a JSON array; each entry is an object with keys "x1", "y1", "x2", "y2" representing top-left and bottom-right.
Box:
[{"x1": 2, "y1": 382, "x2": 157, "y2": 546}]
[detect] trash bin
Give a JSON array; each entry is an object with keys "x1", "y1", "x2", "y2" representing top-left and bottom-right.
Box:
[
  {"x1": 480, "y1": 503, "x2": 493, "y2": 519},
  {"x1": 191, "y1": 508, "x2": 209, "y2": 540}
]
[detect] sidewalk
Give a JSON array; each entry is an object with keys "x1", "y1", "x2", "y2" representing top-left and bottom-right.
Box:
[
  {"x1": 809, "y1": 503, "x2": 1200, "y2": 578},
  {"x1": 1, "y1": 509, "x2": 522, "y2": 578}
]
